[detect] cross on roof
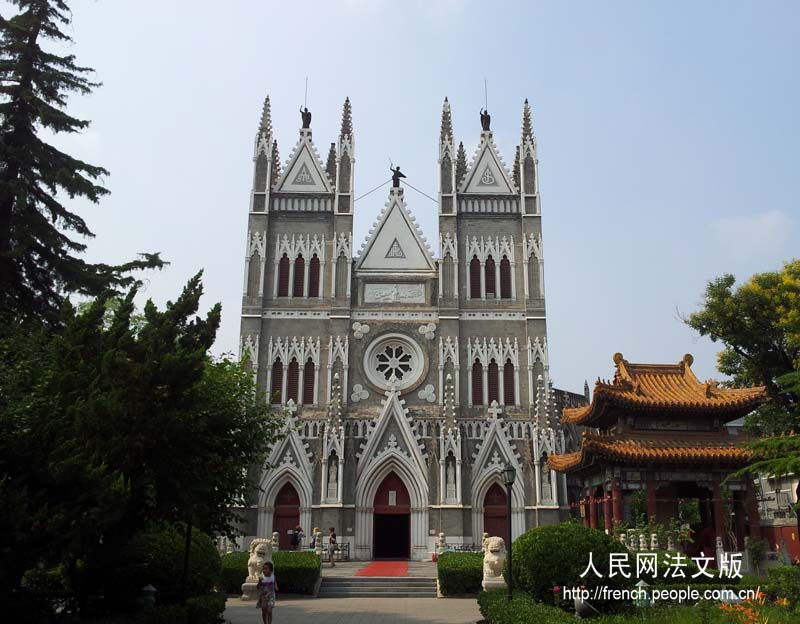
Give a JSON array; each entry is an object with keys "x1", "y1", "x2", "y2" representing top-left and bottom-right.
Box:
[{"x1": 488, "y1": 400, "x2": 503, "y2": 420}]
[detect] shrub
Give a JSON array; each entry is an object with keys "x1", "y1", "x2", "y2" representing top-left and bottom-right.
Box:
[
  {"x1": 478, "y1": 588, "x2": 575, "y2": 624},
  {"x1": 272, "y1": 551, "x2": 320, "y2": 594},
  {"x1": 185, "y1": 591, "x2": 226, "y2": 624},
  {"x1": 120, "y1": 523, "x2": 222, "y2": 605},
  {"x1": 218, "y1": 551, "x2": 249, "y2": 594},
  {"x1": 767, "y1": 565, "x2": 800, "y2": 608},
  {"x1": 437, "y1": 551, "x2": 484, "y2": 595},
  {"x1": 510, "y1": 520, "x2": 631, "y2": 609}
]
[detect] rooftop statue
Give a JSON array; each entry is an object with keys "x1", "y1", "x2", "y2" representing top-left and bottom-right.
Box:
[
  {"x1": 300, "y1": 106, "x2": 312, "y2": 129},
  {"x1": 390, "y1": 165, "x2": 406, "y2": 188},
  {"x1": 480, "y1": 108, "x2": 491, "y2": 132}
]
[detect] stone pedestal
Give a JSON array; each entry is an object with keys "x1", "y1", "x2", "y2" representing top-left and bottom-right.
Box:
[
  {"x1": 481, "y1": 536, "x2": 507, "y2": 591},
  {"x1": 240, "y1": 538, "x2": 273, "y2": 601}
]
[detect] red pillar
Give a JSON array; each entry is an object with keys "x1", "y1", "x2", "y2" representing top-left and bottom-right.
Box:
[
  {"x1": 589, "y1": 496, "x2": 598, "y2": 529},
  {"x1": 646, "y1": 476, "x2": 657, "y2": 521},
  {"x1": 612, "y1": 480, "x2": 623, "y2": 526},
  {"x1": 582, "y1": 497, "x2": 590, "y2": 527},
  {"x1": 712, "y1": 478, "x2": 726, "y2": 545},
  {"x1": 604, "y1": 489, "x2": 613, "y2": 533},
  {"x1": 745, "y1": 480, "x2": 762, "y2": 539}
]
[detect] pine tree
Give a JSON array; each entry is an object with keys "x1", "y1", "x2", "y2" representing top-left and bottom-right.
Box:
[{"x1": 0, "y1": 1, "x2": 162, "y2": 323}]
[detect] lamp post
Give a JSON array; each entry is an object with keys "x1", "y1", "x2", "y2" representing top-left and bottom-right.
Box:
[{"x1": 501, "y1": 464, "x2": 516, "y2": 602}]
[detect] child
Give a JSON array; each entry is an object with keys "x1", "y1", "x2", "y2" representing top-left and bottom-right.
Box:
[
  {"x1": 328, "y1": 527, "x2": 337, "y2": 567},
  {"x1": 256, "y1": 561, "x2": 277, "y2": 624}
]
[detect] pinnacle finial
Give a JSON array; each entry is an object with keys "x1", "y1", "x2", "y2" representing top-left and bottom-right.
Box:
[
  {"x1": 440, "y1": 97, "x2": 453, "y2": 144},
  {"x1": 270, "y1": 140, "x2": 281, "y2": 187},
  {"x1": 259, "y1": 96, "x2": 272, "y2": 134},
  {"x1": 340, "y1": 97, "x2": 353, "y2": 138},
  {"x1": 325, "y1": 142, "x2": 337, "y2": 182},
  {"x1": 522, "y1": 99, "x2": 533, "y2": 142},
  {"x1": 512, "y1": 146, "x2": 521, "y2": 188},
  {"x1": 455, "y1": 141, "x2": 467, "y2": 185}
]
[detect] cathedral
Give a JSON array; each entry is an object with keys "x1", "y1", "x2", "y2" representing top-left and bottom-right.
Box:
[{"x1": 237, "y1": 95, "x2": 586, "y2": 560}]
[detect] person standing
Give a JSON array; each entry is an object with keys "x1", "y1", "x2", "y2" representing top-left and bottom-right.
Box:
[
  {"x1": 327, "y1": 527, "x2": 337, "y2": 567},
  {"x1": 292, "y1": 525, "x2": 305, "y2": 550},
  {"x1": 256, "y1": 561, "x2": 277, "y2": 624}
]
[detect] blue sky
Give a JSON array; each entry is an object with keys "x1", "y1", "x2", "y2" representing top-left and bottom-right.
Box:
[{"x1": 24, "y1": 0, "x2": 800, "y2": 394}]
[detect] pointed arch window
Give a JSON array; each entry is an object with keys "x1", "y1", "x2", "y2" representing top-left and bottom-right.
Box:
[
  {"x1": 292, "y1": 254, "x2": 305, "y2": 297},
  {"x1": 487, "y1": 359, "x2": 499, "y2": 404},
  {"x1": 485, "y1": 256, "x2": 496, "y2": 298},
  {"x1": 287, "y1": 358, "x2": 299, "y2": 403},
  {"x1": 504, "y1": 359, "x2": 515, "y2": 405},
  {"x1": 277, "y1": 254, "x2": 290, "y2": 297},
  {"x1": 271, "y1": 359, "x2": 283, "y2": 403},
  {"x1": 470, "y1": 256, "x2": 481, "y2": 299},
  {"x1": 303, "y1": 358, "x2": 315, "y2": 404},
  {"x1": 500, "y1": 256, "x2": 512, "y2": 299},
  {"x1": 472, "y1": 360, "x2": 483, "y2": 405},
  {"x1": 308, "y1": 254, "x2": 320, "y2": 298}
]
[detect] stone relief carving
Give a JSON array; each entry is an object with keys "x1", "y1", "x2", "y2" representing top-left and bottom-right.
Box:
[
  {"x1": 364, "y1": 283, "x2": 425, "y2": 304},
  {"x1": 351, "y1": 384, "x2": 369, "y2": 403}
]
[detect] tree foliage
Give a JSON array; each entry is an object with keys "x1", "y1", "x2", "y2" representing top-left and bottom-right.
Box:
[
  {"x1": 0, "y1": 0, "x2": 163, "y2": 323},
  {"x1": 0, "y1": 274, "x2": 282, "y2": 614}
]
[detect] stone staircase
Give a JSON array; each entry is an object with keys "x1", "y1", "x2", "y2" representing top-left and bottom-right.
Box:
[{"x1": 317, "y1": 576, "x2": 438, "y2": 598}]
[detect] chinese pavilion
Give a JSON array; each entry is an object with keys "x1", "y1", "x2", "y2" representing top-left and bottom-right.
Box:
[{"x1": 548, "y1": 353, "x2": 767, "y2": 556}]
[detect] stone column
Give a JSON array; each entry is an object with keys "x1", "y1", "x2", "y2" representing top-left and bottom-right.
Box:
[
  {"x1": 604, "y1": 489, "x2": 613, "y2": 533},
  {"x1": 612, "y1": 479, "x2": 623, "y2": 526}
]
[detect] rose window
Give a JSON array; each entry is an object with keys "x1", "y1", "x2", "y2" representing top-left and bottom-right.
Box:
[{"x1": 363, "y1": 333, "x2": 425, "y2": 391}]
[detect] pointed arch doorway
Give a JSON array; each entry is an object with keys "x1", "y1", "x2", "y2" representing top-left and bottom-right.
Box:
[
  {"x1": 483, "y1": 482, "x2": 509, "y2": 539},
  {"x1": 373, "y1": 471, "x2": 410, "y2": 559},
  {"x1": 274, "y1": 483, "x2": 300, "y2": 551}
]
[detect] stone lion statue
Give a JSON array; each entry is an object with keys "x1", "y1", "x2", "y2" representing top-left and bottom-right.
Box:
[
  {"x1": 246, "y1": 539, "x2": 272, "y2": 582},
  {"x1": 482, "y1": 536, "x2": 506, "y2": 580}
]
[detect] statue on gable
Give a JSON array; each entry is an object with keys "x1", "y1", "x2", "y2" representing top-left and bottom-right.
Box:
[
  {"x1": 299, "y1": 106, "x2": 312, "y2": 129},
  {"x1": 390, "y1": 165, "x2": 406, "y2": 188},
  {"x1": 480, "y1": 108, "x2": 491, "y2": 132}
]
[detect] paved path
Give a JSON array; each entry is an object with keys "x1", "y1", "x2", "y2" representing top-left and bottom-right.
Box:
[{"x1": 224, "y1": 597, "x2": 481, "y2": 624}]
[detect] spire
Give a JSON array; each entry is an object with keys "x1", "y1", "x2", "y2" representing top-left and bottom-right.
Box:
[
  {"x1": 442, "y1": 373, "x2": 457, "y2": 429},
  {"x1": 512, "y1": 146, "x2": 520, "y2": 188},
  {"x1": 584, "y1": 380, "x2": 590, "y2": 402},
  {"x1": 259, "y1": 95, "x2": 272, "y2": 135},
  {"x1": 269, "y1": 140, "x2": 281, "y2": 188},
  {"x1": 521, "y1": 98, "x2": 533, "y2": 143},
  {"x1": 328, "y1": 372, "x2": 343, "y2": 425},
  {"x1": 339, "y1": 97, "x2": 353, "y2": 139},
  {"x1": 325, "y1": 142, "x2": 337, "y2": 183},
  {"x1": 440, "y1": 97, "x2": 453, "y2": 144},
  {"x1": 455, "y1": 141, "x2": 467, "y2": 185}
]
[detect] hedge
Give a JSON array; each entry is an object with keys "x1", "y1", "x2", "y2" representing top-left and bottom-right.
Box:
[
  {"x1": 272, "y1": 551, "x2": 321, "y2": 594},
  {"x1": 219, "y1": 552, "x2": 249, "y2": 594},
  {"x1": 437, "y1": 551, "x2": 484, "y2": 596},
  {"x1": 185, "y1": 591, "x2": 226, "y2": 624},
  {"x1": 767, "y1": 565, "x2": 800, "y2": 608},
  {"x1": 478, "y1": 588, "x2": 575, "y2": 624}
]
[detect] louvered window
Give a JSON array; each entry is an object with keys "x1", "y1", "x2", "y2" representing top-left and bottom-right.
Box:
[
  {"x1": 487, "y1": 359, "x2": 499, "y2": 404},
  {"x1": 504, "y1": 359, "x2": 515, "y2": 405},
  {"x1": 485, "y1": 256, "x2": 496, "y2": 298},
  {"x1": 303, "y1": 359, "x2": 315, "y2": 404},
  {"x1": 271, "y1": 359, "x2": 283, "y2": 403},
  {"x1": 472, "y1": 361, "x2": 483, "y2": 405},
  {"x1": 308, "y1": 254, "x2": 320, "y2": 297},
  {"x1": 277, "y1": 255, "x2": 290, "y2": 297},
  {"x1": 500, "y1": 256, "x2": 512, "y2": 299},
  {"x1": 293, "y1": 255, "x2": 305, "y2": 297},
  {"x1": 470, "y1": 257, "x2": 481, "y2": 299},
  {"x1": 286, "y1": 358, "x2": 299, "y2": 403}
]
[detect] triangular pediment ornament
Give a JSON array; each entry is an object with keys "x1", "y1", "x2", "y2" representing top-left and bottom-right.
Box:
[
  {"x1": 357, "y1": 385, "x2": 427, "y2": 478},
  {"x1": 266, "y1": 416, "x2": 314, "y2": 482},
  {"x1": 274, "y1": 136, "x2": 333, "y2": 194},
  {"x1": 460, "y1": 139, "x2": 516, "y2": 195},
  {"x1": 355, "y1": 189, "x2": 435, "y2": 272}
]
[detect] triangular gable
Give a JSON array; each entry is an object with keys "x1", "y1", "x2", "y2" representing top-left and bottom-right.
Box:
[
  {"x1": 266, "y1": 417, "x2": 314, "y2": 483},
  {"x1": 356, "y1": 191, "x2": 435, "y2": 272},
  {"x1": 472, "y1": 410, "x2": 521, "y2": 472},
  {"x1": 460, "y1": 140, "x2": 516, "y2": 195},
  {"x1": 357, "y1": 388, "x2": 427, "y2": 478},
  {"x1": 274, "y1": 138, "x2": 333, "y2": 194}
]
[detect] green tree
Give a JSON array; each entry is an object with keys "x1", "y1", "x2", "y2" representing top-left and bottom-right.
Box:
[
  {"x1": 0, "y1": 0, "x2": 162, "y2": 323},
  {"x1": 0, "y1": 274, "x2": 282, "y2": 616}
]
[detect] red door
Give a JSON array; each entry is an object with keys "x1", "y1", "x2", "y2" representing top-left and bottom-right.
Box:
[
  {"x1": 484, "y1": 483, "x2": 509, "y2": 539},
  {"x1": 373, "y1": 471, "x2": 411, "y2": 559},
  {"x1": 274, "y1": 483, "x2": 300, "y2": 550}
]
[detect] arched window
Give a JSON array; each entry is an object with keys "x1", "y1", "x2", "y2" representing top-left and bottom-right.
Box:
[
  {"x1": 485, "y1": 256, "x2": 496, "y2": 298},
  {"x1": 472, "y1": 360, "x2": 483, "y2": 405},
  {"x1": 470, "y1": 256, "x2": 481, "y2": 299},
  {"x1": 277, "y1": 254, "x2": 290, "y2": 297},
  {"x1": 504, "y1": 359, "x2": 515, "y2": 405},
  {"x1": 500, "y1": 256, "x2": 512, "y2": 299},
  {"x1": 303, "y1": 358, "x2": 315, "y2": 404},
  {"x1": 487, "y1": 359, "x2": 499, "y2": 404},
  {"x1": 287, "y1": 358, "x2": 299, "y2": 403},
  {"x1": 292, "y1": 254, "x2": 305, "y2": 297},
  {"x1": 271, "y1": 359, "x2": 283, "y2": 403},
  {"x1": 308, "y1": 254, "x2": 320, "y2": 298}
]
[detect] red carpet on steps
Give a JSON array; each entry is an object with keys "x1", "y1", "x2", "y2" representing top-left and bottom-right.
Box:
[{"x1": 355, "y1": 561, "x2": 408, "y2": 577}]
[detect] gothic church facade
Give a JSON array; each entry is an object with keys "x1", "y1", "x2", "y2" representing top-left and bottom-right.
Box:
[{"x1": 238, "y1": 96, "x2": 585, "y2": 559}]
